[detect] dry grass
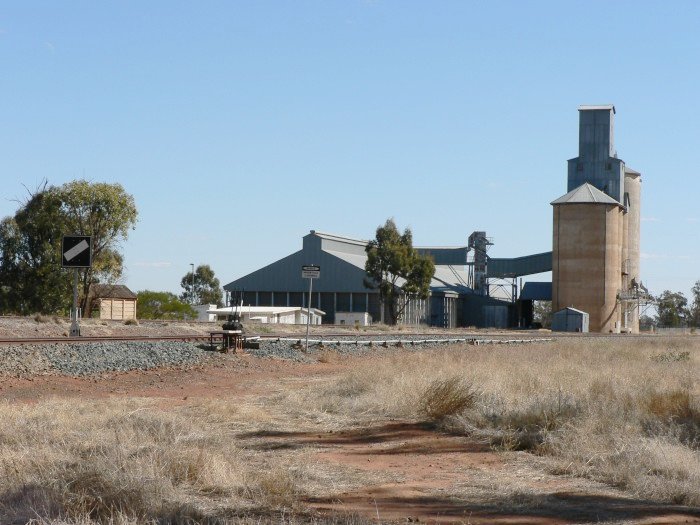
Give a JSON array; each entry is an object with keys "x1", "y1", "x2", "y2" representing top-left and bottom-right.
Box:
[
  {"x1": 3, "y1": 336, "x2": 699, "y2": 523},
  {"x1": 291, "y1": 336, "x2": 700, "y2": 506},
  {"x1": 0, "y1": 385, "x2": 392, "y2": 525},
  {"x1": 419, "y1": 376, "x2": 475, "y2": 421},
  {"x1": 0, "y1": 395, "x2": 350, "y2": 524}
]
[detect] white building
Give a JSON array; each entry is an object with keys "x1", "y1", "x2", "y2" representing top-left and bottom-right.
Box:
[
  {"x1": 335, "y1": 311, "x2": 372, "y2": 326},
  {"x1": 207, "y1": 306, "x2": 324, "y2": 325}
]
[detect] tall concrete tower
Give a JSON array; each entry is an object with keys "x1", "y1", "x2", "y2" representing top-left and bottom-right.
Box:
[{"x1": 552, "y1": 105, "x2": 642, "y2": 333}]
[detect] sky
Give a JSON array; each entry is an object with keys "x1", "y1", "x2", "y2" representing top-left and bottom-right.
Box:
[{"x1": 2, "y1": 1, "x2": 699, "y2": 302}]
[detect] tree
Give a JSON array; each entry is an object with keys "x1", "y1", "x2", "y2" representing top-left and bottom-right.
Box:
[
  {"x1": 655, "y1": 290, "x2": 689, "y2": 328},
  {"x1": 690, "y1": 280, "x2": 700, "y2": 328},
  {"x1": 533, "y1": 300, "x2": 552, "y2": 328},
  {"x1": 364, "y1": 219, "x2": 435, "y2": 325},
  {"x1": 136, "y1": 290, "x2": 197, "y2": 320},
  {"x1": 0, "y1": 180, "x2": 138, "y2": 315},
  {"x1": 639, "y1": 314, "x2": 656, "y2": 331},
  {"x1": 180, "y1": 264, "x2": 222, "y2": 306}
]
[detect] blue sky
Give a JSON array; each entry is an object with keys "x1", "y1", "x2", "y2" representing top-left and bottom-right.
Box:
[{"x1": 2, "y1": 1, "x2": 699, "y2": 302}]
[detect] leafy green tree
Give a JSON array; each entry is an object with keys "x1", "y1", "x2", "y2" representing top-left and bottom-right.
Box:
[
  {"x1": 639, "y1": 314, "x2": 656, "y2": 331},
  {"x1": 0, "y1": 180, "x2": 138, "y2": 315},
  {"x1": 137, "y1": 290, "x2": 197, "y2": 320},
  {"x1": 655, "y1": 290, "x2": 689, "y2": 328},
  {"x1": 690, "y1": 280, "x2": 700, "y2": 328},
  {"x1": 364, "y1": 219, "x2": 435, "y2": 324},
  {"x1": 533, "y1": 300, "x2": 552, "y2": 328},
  {"x1": 180, "y1": 264, "x2": 222, "y2": 306},
  {"x1": 57, "y1": 180, "x2": 138, "y2": 314}
]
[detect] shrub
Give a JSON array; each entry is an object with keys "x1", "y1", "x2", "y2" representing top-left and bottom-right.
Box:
[{"x1": 419, "y1": 376, "x2": 475, "y2": 421}]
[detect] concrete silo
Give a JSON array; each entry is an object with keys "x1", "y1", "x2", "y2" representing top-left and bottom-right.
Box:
[
  {"x1": 552, "y1": 105, "x2": 643, "y2": 333},
  {"x1": 622, "y1": 168, "x2": 642, "y2": 331},
  {"x1": 552, "y1": 184, "x2": 624, "y2": 333}
]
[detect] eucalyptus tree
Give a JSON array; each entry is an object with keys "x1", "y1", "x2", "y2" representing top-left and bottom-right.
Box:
[
  {"x1": 364, "y1": 218, "x2": 435, "y2": 325},
  {"x1": 0, "y1": 180, "x2": 138, "y2": 315},
  {"x1": 180, "y1": 264, "x2": 223, "y2": 306}
]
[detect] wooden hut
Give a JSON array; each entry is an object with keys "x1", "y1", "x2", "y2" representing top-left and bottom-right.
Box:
[{"x1": 90, "y1": 284, "x2": 137, "y2": 320}]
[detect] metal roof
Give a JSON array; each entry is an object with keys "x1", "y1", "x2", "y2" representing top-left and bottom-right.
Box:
[
  {"x1": 578, "y1": 104, "x2": 615, "y2": 113},
  {"x1": 551, "y1": 183, "x2": 621, "y2": 206},
  {"x1": 310, "y1": 230, "x2": 367, "y2": 247},
  {"x1": 224, "y1": 230, "x2": 473, "y2": 295},
  {"x1": 208, "y1": 306, "x2": 326, "y2": 316},
  {"x1": 519, "y1": 281, "x2": 552, "y2": 301},
  {"x1": 554, "y1": 306, "x2": 588, "y2": 316},
  {"x1": 624, "y1": 167, "x2": 641, "y2": 176},
  {"x1": 90, "y1": 284, "x2": 137, "y2": 300}
]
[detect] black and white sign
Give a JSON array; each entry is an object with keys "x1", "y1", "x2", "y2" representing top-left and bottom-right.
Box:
[
  {"x1": 62, "y1": 235, "x2": 92, "y2": 268},
  {"x1": 302, "y1": 265, "x2": 320, "y2": 279}
]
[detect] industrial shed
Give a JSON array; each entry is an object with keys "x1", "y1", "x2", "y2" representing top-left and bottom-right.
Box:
[
  {"x1": 89, "y1": 284, "x2": 137, "y2": 320},
  {"x1": 223, "y1": 230, "x2": 521, "y2": 328},
  {"x1": 552, "y1": 307, "x2": 589, "y2": 333}
]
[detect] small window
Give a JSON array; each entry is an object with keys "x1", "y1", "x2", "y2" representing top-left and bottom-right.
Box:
[
  {"x1": 577, "y1": 162, "x2": 583, "y2": 172},
  {"x1": 606, "y1": 162, "x2": 612, "y2": 171}
]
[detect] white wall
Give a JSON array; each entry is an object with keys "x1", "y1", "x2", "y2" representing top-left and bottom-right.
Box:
[{"x1": 335, "y1": 311, "x2": 371, "y2": 326}]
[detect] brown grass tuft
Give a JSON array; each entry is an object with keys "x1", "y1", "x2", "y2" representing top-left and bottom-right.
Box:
[
  {"x1": 419, "y1": 376, "x2": 475, "y2": 421},
  {"x1": 645, "y1": 389, "x2": 695, "y2": 421}
]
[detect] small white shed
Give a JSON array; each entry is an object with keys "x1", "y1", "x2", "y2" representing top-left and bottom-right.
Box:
[{"x1": 335, "y1": 311, "x2": 372, "y2": 326}]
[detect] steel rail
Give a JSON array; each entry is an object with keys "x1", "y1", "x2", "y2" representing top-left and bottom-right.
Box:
[{"x1": 0, "y1": 330, "x2": 682, "y2": 346}]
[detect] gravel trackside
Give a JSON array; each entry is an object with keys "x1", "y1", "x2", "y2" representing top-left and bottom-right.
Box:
[
  {"x1": 0, "y1": 335, "x2": 549, "y2": 377},
  {"x1": 0, "y1": 341, "x2": 218, "y2": 377}
]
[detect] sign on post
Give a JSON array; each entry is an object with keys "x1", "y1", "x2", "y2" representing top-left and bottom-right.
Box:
[
  {"x1": 62, "y1": 235, "x2": 92, "y2": 337},
  {"x1": 302, "y1": 265, "x2": 320, "y2": 279},
  {"x1": 301, "y1": 265, "x2": 320, "y2": 352},
  {"x1": 62, "y1": 235, "x2": 92, "y2": 268}
]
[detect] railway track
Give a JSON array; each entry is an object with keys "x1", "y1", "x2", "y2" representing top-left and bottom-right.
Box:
[
  {"x1": 0, "y1": 330, "x2": 678, "y2": 346},
  {"x1": 0, "y1": 334, "x2": 212, "y2": 345}
]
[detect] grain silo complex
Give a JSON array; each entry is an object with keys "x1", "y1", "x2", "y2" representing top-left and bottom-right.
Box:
[
  {"x1": 552, "y1": 105, "x2": 646, "y2": 333},
  {"x1": 222, "y1": 104, "x2": 649, "y2": 332}
]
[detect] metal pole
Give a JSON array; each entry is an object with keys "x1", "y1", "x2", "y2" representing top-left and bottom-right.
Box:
[
  {"x1": 305, "y1": 276, "x2": 313, "y2": 352},
  {"x1": 70, "y1": 268, "x2": 80, "y2": 337}
]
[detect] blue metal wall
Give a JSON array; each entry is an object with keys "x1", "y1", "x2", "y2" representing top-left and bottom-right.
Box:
[{"x1": 567, "y1": 107, "x2": 625, "y2": 203}]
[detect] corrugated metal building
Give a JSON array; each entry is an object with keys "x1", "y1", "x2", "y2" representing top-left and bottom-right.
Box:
[
  {"x1": 223, "y1": 230, "x2": 513, "y2": 327},
  {"x1": 552, "y1": 307, "x2": 589, "y2": 333}
]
